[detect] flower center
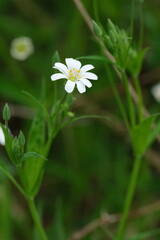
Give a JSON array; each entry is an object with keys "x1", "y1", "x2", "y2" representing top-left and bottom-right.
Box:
[
  {"x1": 15, "y1": 43, "x2": 27, "y2": 52},
  {"x1": 68, "y1": 68, "x2": 81, "y2": 82}
]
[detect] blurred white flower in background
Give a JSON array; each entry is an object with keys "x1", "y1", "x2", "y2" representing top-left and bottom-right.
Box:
[
  {"x1": 151, "y1": 83, "x2": 160, "y2": 103},
  {"x1": 0, "y1": 127, "x2": 5, "y2": 146},
  {"x1": 51, "y1": 58, "x2": 98, "y2": 93},
  {"x1": 10, "y1": 36, "x2": 34, "y2": 61}
]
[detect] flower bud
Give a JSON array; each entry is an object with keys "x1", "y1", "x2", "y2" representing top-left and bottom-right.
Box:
[
  {"x1": 93, "y1": 20, "x2": 103, "y2": 37},
  {"x1": 3, "y1": 103, "x2": 11, "y2": 122},
  {"x1": 67, "y1": 112, "x2": 75, "y2": 118},
  {"x1": 18, "y1": 131, "x2": 25, "y2": 146}
]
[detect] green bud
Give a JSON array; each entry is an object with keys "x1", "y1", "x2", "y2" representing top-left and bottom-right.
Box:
[
  {"x1": 67, "y1": 111, "x2": 75, "y2": 118},
  {"x1": 109, "y1": 29, "x2": 117, "y2": 44},
  {"x1": 12, "y1": 137, "x2": 22, "y2": 163},
  {"x1": 93, "y1": 20, "x2": 103, "y2": 37},
  {"x1": 18, "y1": 131, "x2": 25, "y2": 146},
  {"x1": 108, "y1": 19, "x2": 116, "y2": 31},
  {"x1": 105, "y1": 35, "x2": 114, "y2": 52},
  {"x1": 3, "y1": 103, "x2": 11, "y2": 122}
]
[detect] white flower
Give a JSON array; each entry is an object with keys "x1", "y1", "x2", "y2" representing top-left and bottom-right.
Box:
[
  {"x1": 0, "y1": 127, "x2": 5, "y2": 146},
  {"x1": 51, "y1": 58, "x2": 98, "y2": 93},
  {"x1": 10, "y1": 36, "x2": 34, "y2": 61},
  {"x1": 151, "y1": 83, "x2": 160, "y2": 103}
]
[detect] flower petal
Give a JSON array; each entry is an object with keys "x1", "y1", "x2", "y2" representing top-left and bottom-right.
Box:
[
  {"x1": 80, "y1": 78, "x2": 92, "y2": 88},
  {"x1": 76, "y1": 81, "x2": 86, "y2": 93},
  {"x1": 65, "y1": 58, "x2": 81, "y2": 70},
  {"x1": 51, "y1": 73, "x2": 67, "y2": 81},
  {"x1": 54, "y1": 62, "x2": 68, "y2": 75},
  {"x1": 65, "y1": 80, "x2": 75, "y2": 93},
  {"x1": 0, "y1": 127, "x2": 5, "y2": 146},
  {"x1": 80, "y1": 64, "x2": 94, "y2": 73},
  {"x1": 83, "y1": 72, "x2": 98, "y2": 80}
]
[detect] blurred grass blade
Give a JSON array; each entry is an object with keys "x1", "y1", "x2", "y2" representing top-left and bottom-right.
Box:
[
  {"x1": 0, "y1": 160, "x2": 27, "y2": 197},
  {"x1": 71, "y1": 114, "x2": 109, "y2": 122}
]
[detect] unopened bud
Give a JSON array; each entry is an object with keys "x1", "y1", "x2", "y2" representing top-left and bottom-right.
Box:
[
  {"x1": 93, "y1": 20, "x2": 103, "y2": 37},
  {"x1": 18, "y1": 131, "x2": 25, "y2": 146},
  {"x1": 3, "y1": 103, "x2": 11, "y2": 122},
  {"x1": 67, "y1": 112, "x2": 75, "y2": 118}
]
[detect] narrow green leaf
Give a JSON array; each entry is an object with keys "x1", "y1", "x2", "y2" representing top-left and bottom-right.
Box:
[
  {"x1": 147, "y1": 119, "x2": 160, "y2": 147},
  {"x1": 21, "y1": 152, "x2": 47, "y2": 163},
  {"x1": 71, "y1": 114, "x2": 109, "y2": 122},
  {"x1": 52, "y1": 50, "x2": 60, "y2": 65},
  {"x1": 131, "y1": 114, "x2": 159, "y2": 156},
  {"x1": 0, "y1": 161, "x2": 27, "y2": 197},
  {"x1": 24, "y1": 86, "x2": 46, "y2": 197},
  {"x1": 77, "y1": 55, "x2": 115, "y2": 64}
]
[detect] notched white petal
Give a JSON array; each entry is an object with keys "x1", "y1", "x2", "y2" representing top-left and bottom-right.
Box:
[
  {"x1": 51, "y1": 73, "x2": 66, "y2": 81},
  {"x1": 151, "y1": 83, "x2": 160, "y2": 103},
  {"x1": 65, "y1": 80, "x2": 75, "y2": 93},
  {"x1": 65, "y1": 58, "x2": 81, "y2": 70},
  {"x1": 80, "y1": 64, "x2": 94, "y2": 73},
  {"x1": 54, "y1": 63, "x2": 68, "y2": 74},
  {"x1": 65, "y1": 58, "x2": 75, "y2": 69},
  {"x1": 80, "y1": 79, "x2": 92, "y2": 88},
  {"x1": 0, "y1": 127, "x2": 5, "y2": 146},
  {"x1": 72, "y1": 59, "x2": 81, "y2": 69},
  {"x1": 76, "y1": 81, "x2": 86, "y2": 93},
  {"x1": 84, "y1": 72, "x2": 98, "y2": 80}
]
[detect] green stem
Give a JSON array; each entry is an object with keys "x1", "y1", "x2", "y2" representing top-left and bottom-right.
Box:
[
  {"x1": 0, "y1": 164, "x2": 27, "y2": 199},
  {"x1": 116, "y1": 155, "x2": 142, "y2": 240},
  {"x1": 28, "y1": 198, "x2": 48, "y2": 240},
  {"x1": 121, "y1": 71, "x2": 136, "y2": 127},
  {"x1": 130, "y1": 0, "x2": 136, "y2": 38},
  {"x1": 93, "y1": 0, "x2": 99, "y2": 22},
  {"x1": 133, "y1": 75, "x2": 143, "y2": 122},
  {"x1": 105, "y1": 64, "x2": 130, "y2": 130},
  {"x1": 138, "y1": 1, "x2": 144, "y2": 49},
  {"x1": 16, "y1": 164, "x2": 47, "y2": 239},
  {"x1": 44, "y1": 92, "x2": 67, "y2": 156}
]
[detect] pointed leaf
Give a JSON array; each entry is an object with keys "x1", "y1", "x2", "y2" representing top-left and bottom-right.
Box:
[{"x1": 131, "y1": 114, "x2": 159, "y2": 156}]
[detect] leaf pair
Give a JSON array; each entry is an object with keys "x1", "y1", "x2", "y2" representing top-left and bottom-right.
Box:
[{"x1": 131, "y1": 114, "x2": 160, "y2": 157}]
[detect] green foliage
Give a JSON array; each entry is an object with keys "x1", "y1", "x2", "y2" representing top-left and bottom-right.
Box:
[
  {"x1": 0, "y1": 0, "x2": 160, "y2": 239},
  {"x1": 126, "y1": 48, "x2": 148, "y2": 77},
  {"x1": 131, "y1": 114, "x2": 160, "y2": 157},
  {"x1": 24, "y1": 107, "x2": 46, "y2": 197}
]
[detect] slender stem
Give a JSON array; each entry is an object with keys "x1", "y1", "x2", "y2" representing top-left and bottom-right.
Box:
[
  {"x1": 130, "y1": 0, "x2": 136, "y2": 38},
  {"x1": 28, "y1": 198, "x2": 48, "y2": 240},
  {"x1": 116, "y1": 155, "x2": 142, "y2": 240},
  {"x1": 133, "y1": 75, "x2": 143, "y2": 122},
  {"x1": 93, "y1": 0, "x2": 99, "y2": 22},
  {"x1": 105, "y1": 63, "x2": 130, "y2": 131},
  {"x1": 44, "y1": 92, "x2": 67, "y2": 156},
  {"x1": 138, "y1": 1, "x2": 144, "y2": 49},
  {"x1": 121, "y1": 71, "x2": 136, "y2": 127},
  {"x1": 0, "y1": 165, "x2": 27, "y2": 198}
]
